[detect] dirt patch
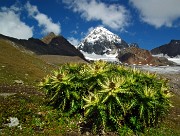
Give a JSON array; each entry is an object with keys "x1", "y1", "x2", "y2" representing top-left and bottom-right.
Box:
[
  {"x1": 0, "y1": 93, "x2": 16, "y2": 98},
  {"x1": 0, "y1": 84, "x2": 44, "y2": 97},
  {"x1": 39, "y1": 55, "x2": 88, "y2": 65}
]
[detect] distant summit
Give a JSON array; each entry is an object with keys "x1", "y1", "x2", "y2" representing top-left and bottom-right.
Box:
[
  {"x1": 151, "y1": 40, "x2": 180, "y2": 57},
  {"x1": 78, "y1": 26, "x2": 128, "y2": 55},
  {"x1": 41, "y1": 32, "x2": 57, "y2": 44}
]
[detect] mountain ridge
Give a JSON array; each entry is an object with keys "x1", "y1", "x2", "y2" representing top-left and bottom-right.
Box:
[
  {"x1": 0, "y1": 33, "x2": 87, "y2": 61},
  {"x1": 151, "y1": 40, "x2": 180, "y2": 57}
]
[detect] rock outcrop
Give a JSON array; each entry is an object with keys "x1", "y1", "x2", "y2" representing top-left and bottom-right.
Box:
[
  {"x1": 118, "y1": 47, "x2": 176, "y2": 66},
  {"x1": 41, "y1": 32, "x2": 57, "y2": 44}
]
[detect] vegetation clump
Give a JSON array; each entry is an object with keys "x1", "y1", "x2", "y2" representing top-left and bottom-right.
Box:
[{"x1": 39, "y1": 61, "x2": 172, "y2": 135}]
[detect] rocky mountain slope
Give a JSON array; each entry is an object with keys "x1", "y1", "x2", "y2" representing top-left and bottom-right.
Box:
[
  {"x1": 118, "y1": 47, "x2": 176, "y2": 66},
  {"x1": 151, "y1": 40, "x2": 180, "y2": 57},
  {"x1": 78, "y1": 26, "x2": 128, "y2": 55},
  {"x1": 0, "y1": 33, "x2": 86, "y2": 61}
]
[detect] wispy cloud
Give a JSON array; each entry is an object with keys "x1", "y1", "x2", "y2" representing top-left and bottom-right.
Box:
[
  {"x1": 25, "y1": 1, "x2": 61, "y2": 35},
  {"x1": 63, "y1": 0, "x2": 130, "y2": 31},
  {"x1": 129, "y1": 0, "x2": 180, "y2": 28},
  {"x1": 0, "y1": 4, "x2": 33, "y2": 39},
  {"x1": 68, "y1": 37, "x2": 80, "y2": 46}
]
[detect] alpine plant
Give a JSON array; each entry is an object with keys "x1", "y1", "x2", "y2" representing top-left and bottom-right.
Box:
[{"x1": 39, "y1": 61, "x2": 172, "y2": 135}]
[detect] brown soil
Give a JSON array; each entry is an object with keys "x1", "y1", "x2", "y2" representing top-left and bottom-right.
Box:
[
  {"x1": 0, "y1": 84, "x2": 44, "y2": 97},
  {"x1": 39, "y1": 55, "x2": 88, "y2": 65}
]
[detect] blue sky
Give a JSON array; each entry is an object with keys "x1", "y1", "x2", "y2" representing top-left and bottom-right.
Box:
[{"x1": 0, "y1": 0, "x2": 180, "y2": 50}]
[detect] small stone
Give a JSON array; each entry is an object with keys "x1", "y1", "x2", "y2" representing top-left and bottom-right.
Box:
[
  {"x1": 6, "y1": 117, "x2": 19, "y2": 127},
  {"x1": 86, "y1": 131, "x2": 90, "y2": 135},
  {"x1": 14, "y1": 80, "x2": 24, "y2": 85}
]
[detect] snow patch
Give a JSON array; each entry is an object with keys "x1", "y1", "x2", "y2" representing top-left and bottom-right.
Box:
[
  {"x1": 152, "y1": 54, "x2": 180, "y2": 65},
  {"x1": 168, "y1": 58, "x2": 180, "y2": 65},
  {"x1": 152, "y1": 54, "x2": 170, "y2": 58},
  {"x1": 81, "y1": 50, "x2": 119, "y2": 62},
  {"x1": 136, "y1": 66, "x2": 180, "y2": 74}
]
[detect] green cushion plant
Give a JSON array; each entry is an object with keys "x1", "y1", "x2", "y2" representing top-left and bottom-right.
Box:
[{"x1": 39, "y1": 61, "x2": 172, "y2": 135}]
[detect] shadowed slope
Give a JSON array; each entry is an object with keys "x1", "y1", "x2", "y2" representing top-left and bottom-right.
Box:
[{"x1": 0, "y1": 33, "x2": 87, "y2": 60}]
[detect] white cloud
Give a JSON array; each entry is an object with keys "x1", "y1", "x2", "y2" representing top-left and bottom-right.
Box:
[
  {"x1": 25, "y1": 1, "x2": 61, "y2": 35},
  {"x1": 0, "y1": 5, "x2": 33, "y2": 39},
  {"x1": 129, "y1": 0, "x2": 180, "y2": 28},
  {"x1": 68, "y1": 37, "x2": 80, "y2": 46},
  {"x1": 63, "y1": 0, "x2": 130, "y2": 30},
  {"x1": 87, "y1": 26, "x2": 95, "y2": 34},
  {"x1": 71, "y1": 30, "x2": 78, "y2": 35}
]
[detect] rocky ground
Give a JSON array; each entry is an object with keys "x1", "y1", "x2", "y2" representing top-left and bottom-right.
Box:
[{"x1": 162, "y1": 73, "x2": 180, "y2": 96}]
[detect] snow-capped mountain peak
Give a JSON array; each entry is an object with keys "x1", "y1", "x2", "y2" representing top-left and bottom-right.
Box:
[
  {"x1": 83, "y1": 26, "x2": 121, "y2": 44},
  {"x1": 78, "y1": 26, "x2": 128, "y2": 55}
]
